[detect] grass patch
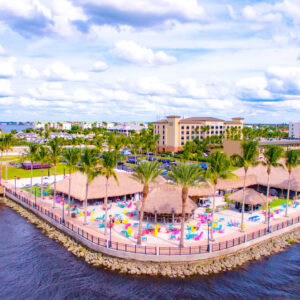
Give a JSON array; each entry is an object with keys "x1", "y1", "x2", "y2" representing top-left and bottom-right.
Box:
[
  {"x1": 261, "y1": 197, "x2": 291, "y2": 209},
  {"x1": 1, "y1": 163, "x2": 71, "y2": 180},
  {"x1": 1, "y1": 155, "x2": 23, "y2": 162}
]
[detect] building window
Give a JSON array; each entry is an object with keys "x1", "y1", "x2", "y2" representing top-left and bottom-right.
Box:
[
  {"x1": 186, "y1": 126, "x2": 189, "y2": 129},
  {"x1": 163, "y1": 125, "x2": 165, "y2": 129},
  {"x1": 186, "y1": 131, "x2": 189, "y2": 134},
  {"x1": 192, "y1": 136, "x2": 194, "y2": 139},
  {"x1": 181, "y1": 126, "x2": 184, "y2": 129},
  {"x1": 187, "y1": 136, "x2": 190, "y2": 140},
  {"x1": 181, "y1": 131, "x2": 184, "y2": 135},
  {"x1": 181, "y1": 136, "x2": 184, "y2": 140},
  {"x1": 181, "y1": 142, "x2": 184, "y2": 145},
  {"x1": 211, "y1": 131, "x2": 214, "y2": 134},
  {"x1": 216, "y1": 126, "x2": 219, "y2": 129},
  {"x1": 201, "y1": 136, "x2": 203, "y2": 139},
  {"x1": 163, "y1": 141, "x2": 165, "y2": 145},
  {"x1": 192, "y1": 126, "x2": 194, "y2": 129},
  {"x1": 169, "y1": 122, "x2": 173, "y2": 126},
  {"x1": 216, "y1": 131, "x2": 218, "y2": 134}
]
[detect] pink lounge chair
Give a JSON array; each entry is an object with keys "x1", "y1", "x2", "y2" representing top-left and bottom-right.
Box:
[
  {"x1": 194, "y1": 232, "x2": 203, "y2": 241},
  {"x1": 219, "y1": 229, "x2": 224, "y2": 233},
  {"x1": 125, "y1": 223, "x2": 131, "y2": 229},
  {"x1": 127, "y1": 202, "x2": 132, "y2": 208}
]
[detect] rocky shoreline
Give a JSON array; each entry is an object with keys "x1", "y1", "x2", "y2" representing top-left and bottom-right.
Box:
[{"x1": 3, "y1": 197, "x2": 300, "y2": 278}]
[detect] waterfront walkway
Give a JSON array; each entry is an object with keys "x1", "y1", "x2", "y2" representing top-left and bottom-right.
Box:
[{"x1": 2, "y1": 181, "x2": 300, "y2": 260}]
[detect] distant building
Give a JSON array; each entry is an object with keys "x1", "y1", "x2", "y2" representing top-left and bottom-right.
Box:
[
  {"x1": 15, "y1": 132, "x2": 40, "y2": 143},
  {"x1": 107, "y1": 123, "x2": 148, "y2": 136},
  {"x1": 289, "y1": 122, "x2": 300, "y2": 139},
  {"x1": 153, "y1": 116, "x2": 244, "y2": 152}
]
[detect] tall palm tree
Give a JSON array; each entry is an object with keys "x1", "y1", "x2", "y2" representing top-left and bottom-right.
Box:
[
  {"x1": 49, "y1": 137, "x2": 62, "y2": 208},
  {"x1": 231, "y1": 140, "x2": 259, "y2": 231},
  {"x1": 132, "y1": 161, "x2": 162, "y2": 245},
  {"x1": 36, "y1": 146, "x2": 51, "y2": 200},
  {"x1": 100, "y1": 151, "x2": 119, "y2": 235},
  {"x1": 79, "y1": 148, "x2": 101, "y2": 225},
  {"x1": 3, "y1": 134, "x2": 13, "y2": 181},
  {"x1": 205, "y1": 151, "x2": 236, "y2": 241},
  {"x1": 26, "y1": 143, "x2": 40, "y2": 194},
  {"x1": 168, "y1": 162, "x2": 203, "y2": 248},
  {"x1": 263, "y1": 145, "x2": 284, "y2": 225},
  {"x1": 284, "y1": 150, "x2": 299, "y2": 217},
  {"x1": 0, "y1": 137, "x2": 5, "y2": 185},
  {"x1": 62, "y1": 148, "x2": 80, "y2": 216}
]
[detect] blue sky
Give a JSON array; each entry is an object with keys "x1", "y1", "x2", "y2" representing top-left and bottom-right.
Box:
[{"x1": 0, "y1": 0, "x2": 299, "y2": 123}]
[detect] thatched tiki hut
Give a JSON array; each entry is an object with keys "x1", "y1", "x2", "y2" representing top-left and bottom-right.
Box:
[
  {"x1": 228, "y1": 188, "x2": 269, "y2": 213},
  {"x1": 135, "y1": 186, "x2": 197, "y2": 223},
  {"x1": 55, "y1": 171, "x2": 144, "y2": 205}
]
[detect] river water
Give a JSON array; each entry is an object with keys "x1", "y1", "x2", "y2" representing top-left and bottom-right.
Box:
[{"x1": 0, "y1": 199, "x2": 299, "y2": 300}]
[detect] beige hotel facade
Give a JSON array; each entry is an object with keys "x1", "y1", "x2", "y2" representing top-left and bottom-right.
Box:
[{"x1": 153, "y1": 116, "x2": 244, "y2": 152}]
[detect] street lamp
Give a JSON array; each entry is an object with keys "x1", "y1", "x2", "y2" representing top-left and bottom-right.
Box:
[
  {"x1": 267, "y1": 208, "x2": 270, "y2": 233},
  {"x1": 207, "y1": 219, "x2": 211, "y2": 251},
  {"x1": 62, "y1": 197, "x2": 65, "y2": 224},
  {"x1": 34, "y1": 188, "x2": 37, "y2": 208},
  {"x1": 109, "y1": 215, "x2": 112, "y2": 248}
]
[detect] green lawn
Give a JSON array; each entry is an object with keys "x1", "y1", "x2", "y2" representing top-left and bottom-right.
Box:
[
  {"x1": 1, "y1": 155, "x2": 23, "y2": 162},
  {"x1": 22, "y1": 185, "x2": 52, "y2": 196},
  {"x1": 1, "y1": 164, "x2": 71, "y2": 180},
  {"x1": 261, "y1": 197, "x2": 291, "y2": 209}
]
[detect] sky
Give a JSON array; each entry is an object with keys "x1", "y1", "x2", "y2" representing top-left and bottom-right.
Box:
[{"x1": 0, "y1": 0, "x2": 300, "y2": 123}]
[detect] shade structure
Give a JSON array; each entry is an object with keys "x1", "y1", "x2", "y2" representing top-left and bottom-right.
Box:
[
  {"x1": 234, "y1": 163, "x2": 300, "y2": 192},
  {"x1": 216, "y1": 175, "x2": 257, "y2": 190},
  {"x1": 55, "y1": 171, "x2": 166, "y2": 201},
  {"x1": 228, "y1": 188, "x2": 267, "y2": 205},
  {"x1": 135, "y1": 185, "x2": 197, "y2": 215}
]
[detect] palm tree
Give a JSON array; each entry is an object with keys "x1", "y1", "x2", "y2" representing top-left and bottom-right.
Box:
[
  {"x1": 231, "y1": 140, "x2": 259, "y2": 231},
  {"x1": 0, "y1": 137, "x2": 5, "y2": 185},
  {"x1": 49, "y1": 137, "x2": 62, "y2": 208},
  {"x1": 205, "y1": 151, "x2": 236, "y2": 241},
  {"x1": 100, "y1": 151, "x2": 119, "y2": 235},
  {"x1": 168, "y1": 162, "x2": 203, "y2": 248},
  {"x1": 26, "y1": 143, "x2": 40, "y2": 194},
  {"x1": 284, "y1": 150, "x2": 299, "y2": 217},
  {"x1": 3, "y1": 134, "x2": 13, "y2": 181},
  {"x1": 263, "y1": 145, "x2": 284, "y2": 225},
  {"x1": 62, "y1": 148, "x2": 80, "y2": 216},
  {"x1": 79, "y1": 148, "x2": 101, "y2": 225},
  {"x1": 36, "y1": 146, "x2": 51, "y2": 200},
  {"x1": 132, "y1": 161, "x2": 162, "y2": 245}
]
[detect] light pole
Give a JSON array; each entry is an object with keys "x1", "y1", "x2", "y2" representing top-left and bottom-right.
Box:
[
  {"x1": 207, "y1": 219, "x2": 211, "y2": 251},
  {"x1": 109, "y1": 215, "x2": 112, "y2": 248},
  {"x1": 267, "y1": 208, "x2": 270, "y2": 233},
  {"x1": 62, "y1": 196, "x2": 65, "y2": 224},
  {"x1": 34, "y1": 188, "x2": 37, "y2": 208},
  {"x1": 14, "y1": 176, "x2": 16, "y2": 194}
]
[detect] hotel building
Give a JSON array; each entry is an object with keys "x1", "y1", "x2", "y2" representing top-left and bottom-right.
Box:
[
  {"x1": 289, "y1": 122, "x2": 300, "y2": 139},
  {"x1": 153, "y1": 116, "x2": 244, "y2": 152}
]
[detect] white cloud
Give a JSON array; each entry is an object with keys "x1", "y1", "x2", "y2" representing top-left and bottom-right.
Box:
[
  {"x1": 136, "y1": 76, "x2": 176, "y2": 95},
  {"x1": 0, "y1": 44, "x2": 5, "y2": 55},
  {"x1": 91, "y1": 61, "x2": 108, "y2": 72},
  {"x1": 0, "y1": 79, "x2": 13, "y2": 96},
  {"x1": 113, "y1": 40, "x2": 177, "y2": 66},
  {"x1": 0, "y1": 57, "x2": 16, "y2": 78},
  {"x1": 236, "y1": 76, "x2": 272, "y2": 99},
  {"x1": 43, "y1": 61, "x2": 89, "y2": 81},
  {"x1": 243, "y1": 4, "x2": 283, "y2": 23},
  {"x1": 178, "y1": 78, "x2": 208, "y2": 98},
  {"x1": 266, "y1": 66, "x2": 300, "y2": 93},
  {"x1": 22, "y1": 64, "x2": 40, "y2": 79}
]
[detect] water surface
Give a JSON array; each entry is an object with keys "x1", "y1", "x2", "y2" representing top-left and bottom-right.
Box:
[{"x1": 0, "y1": 199, "x2": 299, "y2": 300}]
